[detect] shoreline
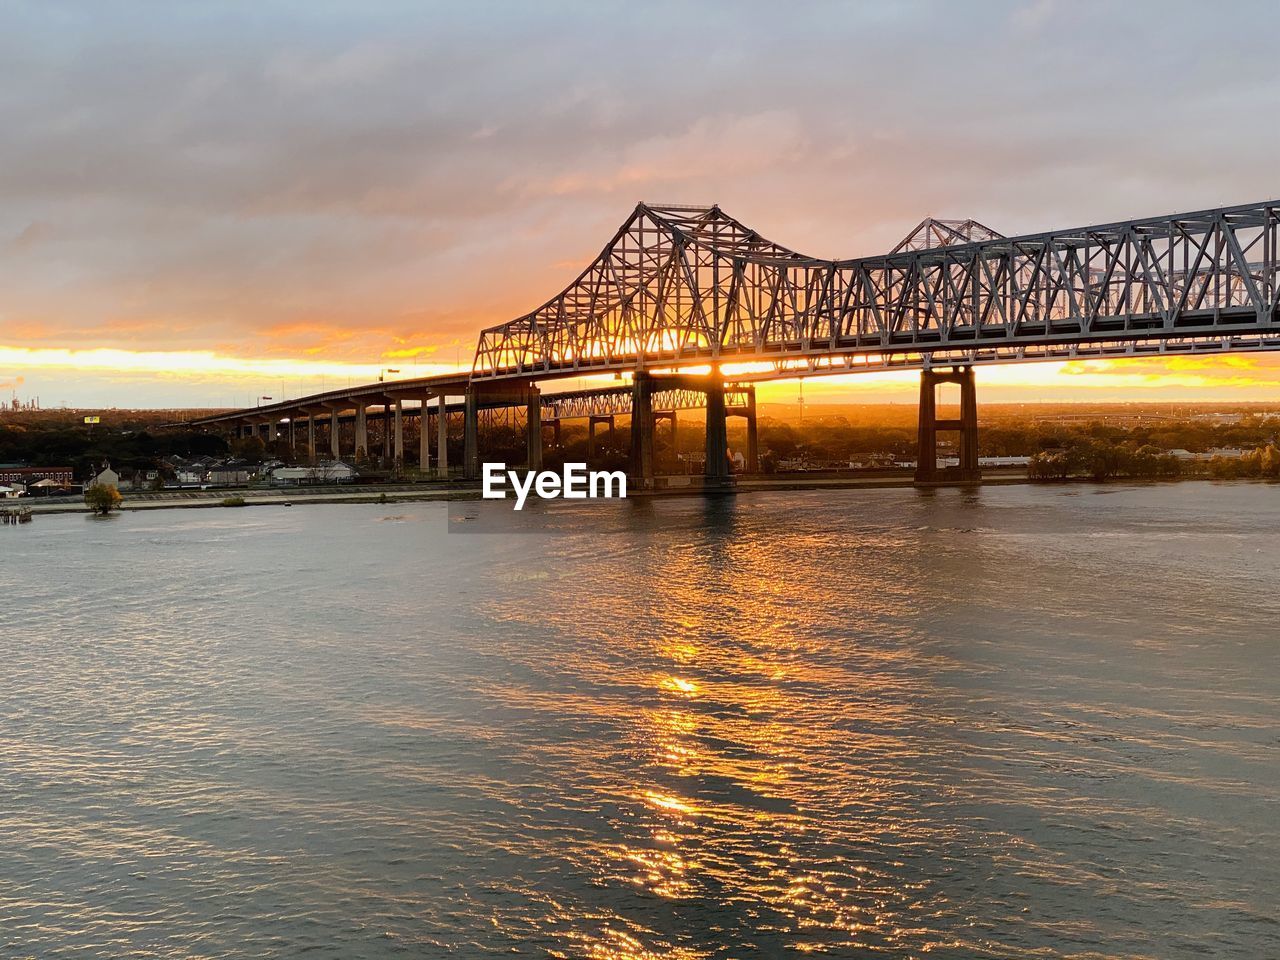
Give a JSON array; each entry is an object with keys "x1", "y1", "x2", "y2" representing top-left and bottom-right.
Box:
[{"x1": 8, "y1": 468, "x2": 1257, "y2": 517}]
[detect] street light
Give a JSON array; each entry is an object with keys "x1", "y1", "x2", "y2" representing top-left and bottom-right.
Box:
[
  {"x1": 257, "y1": 396, "x2": 272, "y2": 407},
  {"x1": 378, "y1": 368, "x2": 401, "y2": 382}
]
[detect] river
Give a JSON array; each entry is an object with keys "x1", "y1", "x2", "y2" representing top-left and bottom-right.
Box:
[{"x1": 2, "y1": 482, "x2": 1277, "y2": 958}]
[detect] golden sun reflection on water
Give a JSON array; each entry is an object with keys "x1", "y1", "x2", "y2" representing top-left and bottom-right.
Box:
[
  {"x1": 659, "y1": 676, "x2": 699, "y2": 695},
  {"x1": 10, "y1": 493, "x2": 1273, "y2": 959}
]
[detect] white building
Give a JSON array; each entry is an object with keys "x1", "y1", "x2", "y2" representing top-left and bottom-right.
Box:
[{"x1": 87, "y1": 463, "x2": 120, "y2": 489}]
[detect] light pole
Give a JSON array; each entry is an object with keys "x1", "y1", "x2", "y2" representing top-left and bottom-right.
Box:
[{"x1": 378, "y1": 368, "x2": 401, "y2": 383}]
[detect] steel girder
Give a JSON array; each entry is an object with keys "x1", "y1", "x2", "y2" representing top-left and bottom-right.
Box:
[
  {"x1": 543, "y1": 384, "x2": 752, "y2": 421},
  {"x1": 471, "y1": 200, "x2": 1280, "y2": 381}
]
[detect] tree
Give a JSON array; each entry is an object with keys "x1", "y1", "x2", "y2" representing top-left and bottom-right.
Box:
[{"x1": 85, "y1": 484, "x2": 123, "y2": 515}]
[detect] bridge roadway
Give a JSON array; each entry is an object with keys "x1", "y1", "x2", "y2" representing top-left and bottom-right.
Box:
[{"x1": 183, "y1": 199, "x2": 1280, "y2": 486}]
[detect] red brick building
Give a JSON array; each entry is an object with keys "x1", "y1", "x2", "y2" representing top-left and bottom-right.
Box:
[{"x1": 0, "y1": 466, "x2": 75, "y2": 485}]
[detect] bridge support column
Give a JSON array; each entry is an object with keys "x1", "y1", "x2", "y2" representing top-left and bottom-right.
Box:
[
  {"x1": 526, "y1": 388, "x2": 543, "y2": 471},
  {"x1": 307, "y1": 415, "x2": 316, "y2": 464},
  {"x1": 588, "y1": 416, "x2": 606, "y2": 458},
  {"x1": 330, "y1": 407, "x2": 341, "y2": 459},
  {"x1": 915, "y1": 366, "x2": 980, "y2": 485},
  {"x1": 629, "y1": 374, "x2": 655, "y2": 488},
  {"x1": 653, "y1": 411, "x2": 677, "y2": 471},
  {"x1": 745, "y1": 386, "x2": 759, "y2": 473},
  {"x1": 393, "y1": 399, "x2": 404, "y2": 465},
  {"x1": 419, "y1": 398, "x2": 431, "y2": 472},
  {"x1": 383, "y1": 406, "x2": 393, "y2": 461},
  {"x1": 437, "y1": 396, "x2": 450, "y2": 479},
  {"x1": 704, "y1": 376, "x2": 729, "y2": 484},
  {"x1": 288, "y1": 418, "x2": 296, "y2": 454},
  {"x1": 355, "y1": 404, "x2": 368, "y2": 462},
  {"x1": 464, "y1": 389, "x2": 479, "y2": 480}
]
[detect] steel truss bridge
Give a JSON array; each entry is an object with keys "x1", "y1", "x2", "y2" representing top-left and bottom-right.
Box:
[
  {"x1": 473, "y1": 200, "x2": 1280, "y2": 380},
  {"x1": 186, "y1": 198, "x2": 1280, "y2": 486}
]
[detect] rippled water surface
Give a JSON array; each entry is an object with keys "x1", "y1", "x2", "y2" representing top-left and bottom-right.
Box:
[{"x1": 3, "y1": 483, "x2": 1279, "y2": 959}]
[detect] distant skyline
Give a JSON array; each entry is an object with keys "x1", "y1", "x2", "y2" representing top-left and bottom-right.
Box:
[{"x1": 5, "y1": 1, "x2": 1280, "y2": 407}]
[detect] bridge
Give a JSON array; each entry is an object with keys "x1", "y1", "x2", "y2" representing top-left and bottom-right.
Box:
[{"x1": 185, "y1": 198, "x2": 1280, "y2": 486}]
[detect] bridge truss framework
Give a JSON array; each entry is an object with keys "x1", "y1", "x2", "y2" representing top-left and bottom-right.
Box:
[{"x1": 185, "y1": 198, "x2": 1280, "y2": 488}]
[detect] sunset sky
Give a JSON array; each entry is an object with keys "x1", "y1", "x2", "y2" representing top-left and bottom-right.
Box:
[{"x1": 4, "y1": 1, "x2": 1280, "y2": 409}]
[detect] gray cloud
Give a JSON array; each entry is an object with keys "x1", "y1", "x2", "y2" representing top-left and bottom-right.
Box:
[{"x1": 2, "y1": 0, "x2": 1280, "y2": 376}]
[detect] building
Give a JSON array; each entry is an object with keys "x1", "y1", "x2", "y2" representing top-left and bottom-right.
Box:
[
  {"x1": 27, "y1": 478, "x2": 70, "y2": 497},
  {"x1": 87, "y1": 463, "x2": 120, "y2": 489},
  {"x1": 208, "y1": 462, "x2": 253, "y2": 486},
  {"x1": 0, "y1": 465, "x2": 74, "y2": 486}
]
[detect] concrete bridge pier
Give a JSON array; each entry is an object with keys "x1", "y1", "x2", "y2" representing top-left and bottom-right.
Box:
[
  {"x1": 382, "y1": 405, "x2": 393, "y2": 462},
  {"x1": 329, "y1": 405, "x2": 341, "y2": 459},
  {"x1": 654, "y1": 410, "x2": 677, "y2": 469},
  {"x1": 587, "y1": 415, "x2": 614, "y2": 458},
  {"x1": 704, "y1": 376, "x2": 730, "y2": 484},
  {"x1": 307, "y1": 414, "x2": 317, "y2": 464},
  {"x1": 744, "y1": 386, "x2": 759, "y2": 473},
  {"x1": 419, "y1": 396, "x2": 432, "y2": 473},
  {"x1": 629, "y1": 373, "x2": 656, "y2": 488},
  {"x1": 355, "y1": 404, "x2": 369, "y2": 462},
  {"x1": 436, "y1": 396, "x2": 450, "y2": 479},
  {"x1": 393, "y1": 399, "x2": 404, "y2": 465},
  {"x1": 915, "y1": 366, "x2": 979, "y2": 484},
  {"x1": 464, "y1": 389, "x2": 479, "y2": 480},
  {"x1": 526, "y1": 387, "x2": 542, "y2": 471}
]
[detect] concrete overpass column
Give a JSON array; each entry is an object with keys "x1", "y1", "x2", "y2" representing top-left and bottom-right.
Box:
[
  {"x1": 960, "y1": 366, "x2": 980, "y2": 480},
  {"x1": 307, "y1": 415, "x2": 316, "y2": 464},
  {"x1": 915, "y1": 369, "x2": 939, "y2": 483},
  {"x1": 745, "y1": 387, "x2": 760, "y2": 473},
  {"x1": 419, "y1": 397, "x2": 431, "y2": 472},
  {"x1": 629, "y1": 373, "x2": 655, "y2": 488},
  {"x1": 393, "y1": 399, "x2": 404, "y2": 465},
  {"x1": 464, "y1": 388, "x2": 479, "y2": 480},
  {"x1": 704, "y1": 377, "x2": 729, "y2": 483},
  {"x1": 355, "y1": 404, "x2": 368, "y2": 462},
  {"x1": 915, "y1": 366, "x2": 979, "y2": 484},
  {"x1": 437, "y1": 396, "x2": 450, "y2": 479},
  {"x1": 330, "y1": 407, "x2": 341, "y2": 459},
  {"x1": 526, "y1": 387, "x2": 542, "y2": 471},
  {"x1": 382, "y1": 405, "x2": 393, "y2": 461}
]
